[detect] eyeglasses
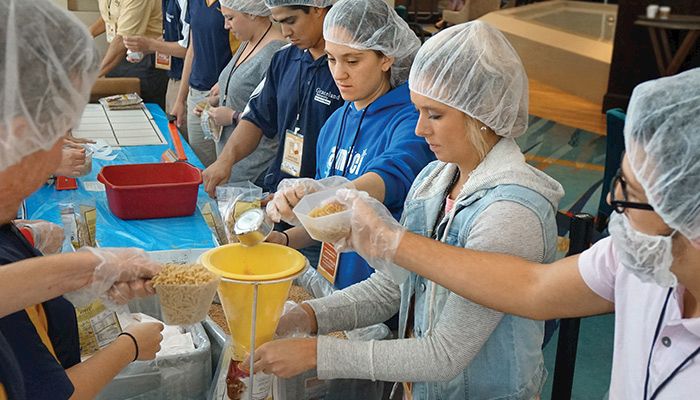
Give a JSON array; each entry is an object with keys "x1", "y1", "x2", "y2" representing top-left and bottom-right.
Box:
[{"x1": 609, "y1": 168, "x2": 654, "y2": 213}]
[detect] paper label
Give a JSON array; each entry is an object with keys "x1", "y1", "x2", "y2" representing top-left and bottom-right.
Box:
[{"x1": 280, "y1": 129, "x2": 304, "y2": 177}]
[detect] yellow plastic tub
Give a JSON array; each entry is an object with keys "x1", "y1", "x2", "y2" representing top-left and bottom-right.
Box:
[{"x1": 200, "y1": 243, "x2": 307, "y2": 360}]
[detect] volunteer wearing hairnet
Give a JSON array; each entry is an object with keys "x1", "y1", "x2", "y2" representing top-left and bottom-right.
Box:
[
  {"x1": 265, "y1": 0, "x2": 433, "y2": 292},
  {"x1": 171, "y1": 0, "x2": 233, "y2": 166},
  {"x1": 202, "y1": 0, "x2": 286, "y2": 186},
  {"x1": 326, "y1": 65, "x2": 700, "y2": 400},
  {"x1": 202, "y1": 0, "x2": 343, "y2": 197},
  {"x1": 252, "y1": 21, "x2": 563, "y2": 399},
  {"x1": 0, "y1": 2, "x2": 164, "y2": 399}
]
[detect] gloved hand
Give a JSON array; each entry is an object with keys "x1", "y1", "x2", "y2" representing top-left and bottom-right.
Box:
[
  {"x1": 334, "y1": 189, "x2": 410, "y2": 284},
  {"x1": 266, "y1": 176, "x2": 352, "y2": 225},
  {"x1": 275, "y1": 301, "x2": 316, "y2": 337},
  {"x1": 14, "y1": 220, "x2": 64, "y2": 255},
  {"x1": 64, "y1": 247, "x2": 162, "y2": 308}
]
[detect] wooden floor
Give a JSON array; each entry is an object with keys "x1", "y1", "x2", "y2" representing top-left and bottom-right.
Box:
[{"x1": 528, "y1": 79, "x2": 607, "y2": 136}]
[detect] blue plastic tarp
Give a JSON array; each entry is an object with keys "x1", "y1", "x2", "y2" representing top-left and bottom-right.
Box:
[{"x1": 24, "y1": 104, "x2": 216, "y2": 251}]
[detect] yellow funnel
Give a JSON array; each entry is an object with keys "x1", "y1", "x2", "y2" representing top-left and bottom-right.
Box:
[{"x1": 201, "y1": 243, "x2": 307, "y2": 360}]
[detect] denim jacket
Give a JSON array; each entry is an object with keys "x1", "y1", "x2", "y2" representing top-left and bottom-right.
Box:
[{"x1": 397, "y1": 141, "x2": 563, "y2": 399}]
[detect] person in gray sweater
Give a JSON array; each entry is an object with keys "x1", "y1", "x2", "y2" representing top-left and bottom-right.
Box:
[
  {"x1": 250, "y1": 21, "x2": 565, "y2": 400},
  {"x1": 198, "y1": 0, "x2": 286, "y2": 186}
]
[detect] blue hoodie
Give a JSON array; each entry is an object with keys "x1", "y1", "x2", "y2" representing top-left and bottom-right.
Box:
[{"x1": 315, "y1": 83, "x2": 435, "y2": 289}]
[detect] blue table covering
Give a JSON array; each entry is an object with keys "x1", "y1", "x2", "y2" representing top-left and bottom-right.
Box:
[{"x1": 24, "y1": 104, "x2": 216, "y2": 251}]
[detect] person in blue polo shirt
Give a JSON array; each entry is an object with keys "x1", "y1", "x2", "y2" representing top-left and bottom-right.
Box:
[
  {"x1": 172, "y1": 0, "x2": 233, "y2": 165},
  {"x1": 0, "y1": 3, "x2": 165, "y2": 399},
  {"x1": 124, "y1": 0, "x2": 191, "y2": 136},
  {"x1": 202, "y1": 0, "x2": 343, "y2": 195},
  {"x1": 264, "y1": 0, "x2": 434, "y2": 290}
]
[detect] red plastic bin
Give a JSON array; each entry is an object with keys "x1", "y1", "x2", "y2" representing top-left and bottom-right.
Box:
[{"x1": 98, "y1": 163, "x2": 202, "y2": 220}]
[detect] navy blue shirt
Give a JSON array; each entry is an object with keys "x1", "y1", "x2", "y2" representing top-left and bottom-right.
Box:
[
  {"x1": 0, "y1": 331, "x2": 25, "y2": 400},
  {"x1": 0, "y1": 224, "x2": 79, "y2": 400},
  {"x1": 185, "y1": 0, "x2": 232, "y2": 91},
  {"x1": 242, "y1": 45, "x2": 344, "y2": 191},
  {"x1": 163, "y1": 0, "x2": 187, "y2": 80}
]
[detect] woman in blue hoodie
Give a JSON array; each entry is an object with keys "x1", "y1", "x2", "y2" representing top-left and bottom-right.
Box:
[{"x1": 266, "y1": 0, "x2": 434, "y2": 292}]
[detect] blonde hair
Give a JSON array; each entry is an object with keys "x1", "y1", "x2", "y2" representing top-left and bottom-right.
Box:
[{"x1": 464, "y1": 115, "x2": 492, "y2": 161}]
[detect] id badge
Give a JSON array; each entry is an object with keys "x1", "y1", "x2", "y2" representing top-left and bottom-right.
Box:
[
  {"x1": 318, "y1": 242, "x2": 339, "y2": 285},
  {"x1": 106, "y1": 23, "x2": 117, "y2": 43},
  {"x1": 155, "y1": 51, "x2": 172, "y2": 70},
  {"x1": 281, "y1": 128, "x2": 304, "y2": 177}
]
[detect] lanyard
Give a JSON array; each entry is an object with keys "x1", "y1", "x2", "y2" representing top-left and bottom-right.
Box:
[
  {"x1": 330, "y1": 104, "x2": 369, "y2": 177},
  {"x1": 222, "y1": 23, "x2": 272, "y2": 107},
  {"x1": 644, "y1": 288, "x2": 700, "y2": 400},
  {"x1": 293, "y1": 55, "x2": 324, "y2": 131}
]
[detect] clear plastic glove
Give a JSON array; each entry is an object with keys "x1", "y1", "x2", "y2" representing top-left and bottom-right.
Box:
[
  {"x1": 275, "y1": 301, "x2": 315, "y2": 337},
  {"x1": 123, "y1": 321, "x2": 164, "y2": 361},
  {"x1": 334, "y1": 189, "x2": 410, "y2": 284},
  {"x1": 64, "y1": 247, "x2": 162, "y2": 308},
  {"x1": 266, "y1": 176, "x2": 352, "y2": 225},
  {"x1": 207, "y1": 106, "x2": 234, "y2": 126},
  {"x1": 14, "y1": 220, "x2": 64, "y2": 255},
  {"x1": 55, "y1": 143, "x2": 88, "y2": 177}
]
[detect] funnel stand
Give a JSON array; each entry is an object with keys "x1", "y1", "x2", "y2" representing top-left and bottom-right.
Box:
[{"x1": 248, "y1": 284, "x2": 258, "y2": 400}]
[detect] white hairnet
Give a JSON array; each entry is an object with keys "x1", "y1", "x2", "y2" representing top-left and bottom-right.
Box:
[
  {"x1": 0, "y1": 0, "x2": 99, "y2": 172},
  {"x1": 221, "y1": 0, "x2": 271, "y2": 16},
  {"x1": 624, "y1": 68, "x2": 700, "y2": 248},
  {"x1": 409, "y1": 21, "x2": 529, "y2": 138},
  {"x1": 323, "y1": 0, "x2": 420, "y2": 87},
  {"x1": 264, "y1": 0, "x2": 334, "y2": 8}
]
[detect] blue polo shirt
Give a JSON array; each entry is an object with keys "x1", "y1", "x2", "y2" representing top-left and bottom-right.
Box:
[
  {"x1": 242, "y1": 44, "x2": 344, "y2": 192},
  {"x1": 315, "y1": 83, "x2": 434, "y2": 289},
  {"x1": 186, "y1": 0, "x2": 232, "y2": 90},
  {"x1": 163, "y1": 0, "x2": 188, "y2": 80},
  {"x1": 0, "y1": 224, "x2": 80, "y2": 400}
]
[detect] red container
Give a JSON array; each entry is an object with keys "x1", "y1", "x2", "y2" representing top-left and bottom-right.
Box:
[{"x1": 98, "y1": 163, "x2": 202, "y2": 220}]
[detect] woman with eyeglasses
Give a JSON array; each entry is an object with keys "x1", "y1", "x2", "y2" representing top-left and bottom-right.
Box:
[{"x1": 325, "y1": 67, "x2": 700, "y2": 399}]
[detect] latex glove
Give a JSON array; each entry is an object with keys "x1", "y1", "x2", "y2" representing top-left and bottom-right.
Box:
[
  {"x1": 275, "y1": 301, "x2": 315, "y2": 337},
  {"x1": 248, "y1": 337, "x2": 317, "y2": 378},
  {"x1": 14, "y1": 220, "x2": 64, "y2": 255},
  {"x1": 122, "y1": 36, "x2": 154, "y2": 54},
  {"x1": 266, "y1": 176, "x2": 352, "y2": 225},
  {"x1": 55, "y1": 144, "x2": 88, "y2": 177},
  {"x1": 122, "y1": 321, "x2": 164, "y2": 361},
  {"x1": 64, "y1": 247, "x2": 162, "y2": 308},
  {"x1": 334, "y1": 189, "x2": 410, "y2": 284},
  {"x1": 207, "y1": 106, "x2": 235, "y2": 126}
]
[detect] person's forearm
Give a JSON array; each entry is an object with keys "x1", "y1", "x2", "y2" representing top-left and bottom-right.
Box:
[
  {"x1": 148, "y1": 39, "x2": 187, "y2": 59},
  {"x1": 392, "y1": 233, "x2": 611, "y2": 319},
  {"x1": 175, "y1": 37, "x2": 193, "y2": 105},
  {"x1": 66, "y1": 335, "x2": 134, "y2": 400},
  {"x1": 90, "y1": 17, "x2": 106, "y2": 38},
  {"x1": 99, "y1": 36, "x2": 127, "y2": 77},
  {"x1": 285, "y1": 226, "x2": 316, "y2": 250},
  {"x1": 0, "y1": 252, "x2": 97, "y2": 317},
  {"x1": 350, "y1": 172, "x2": 385, "y2": 203},
  {"x1": 217, "y1": 120, "x2": 264, "y2": 167}
]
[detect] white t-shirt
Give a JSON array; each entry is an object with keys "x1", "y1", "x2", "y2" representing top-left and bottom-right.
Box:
[{"x1": 578, "y1": 237, "x2": 700, "y2": 399}]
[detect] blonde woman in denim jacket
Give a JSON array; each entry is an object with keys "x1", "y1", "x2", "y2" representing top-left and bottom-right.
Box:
[{"x1": 251, "y1": 21, "x2": 565, "y2": 400}]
